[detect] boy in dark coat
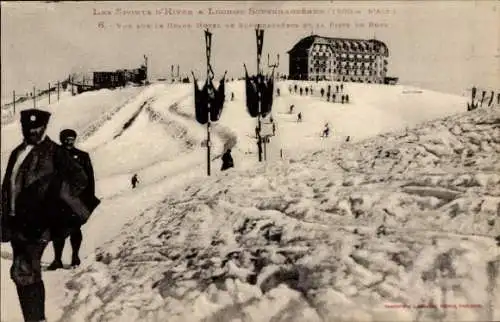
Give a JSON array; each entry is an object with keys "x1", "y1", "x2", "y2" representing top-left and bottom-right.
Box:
[
  {"x1": 1, "y1": 109, "x2": 95, "y2": 322},
  {"x1": 47, "y1": 129, "x2": 99, "y2": 270}
]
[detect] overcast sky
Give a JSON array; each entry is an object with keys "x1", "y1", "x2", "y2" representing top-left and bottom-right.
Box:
[{"x1": 1, "y1": 0, "x2": 499, "y2": 98}]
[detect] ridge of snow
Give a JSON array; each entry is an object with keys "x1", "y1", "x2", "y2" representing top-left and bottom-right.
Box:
[{"x1": 57, "y1": 107, "x2": 500, "y2": 322}]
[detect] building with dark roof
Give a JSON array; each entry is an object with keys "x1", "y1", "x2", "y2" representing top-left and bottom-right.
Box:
[{"x1": 287, "y1": 35, "x2": 390, "y2": 83}]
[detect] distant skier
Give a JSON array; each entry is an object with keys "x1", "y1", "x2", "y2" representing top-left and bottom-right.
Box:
[
  {"x1": 320, "y1": 88, "x2": 325, "y2": 97},
  {"x1": 221, "y1": 148, "x2": 234, "y2": 171},
  {"x1": 340, "y1": 83, "x2": 344, "y2": 92},
  {"x1": 310, "y1": 86, "x2": 313, "y2": 95},
  {"x1": 131, "y1": 173, "x2": 139, "y2": 189},
  {"x1": 326, "y1": 92, "x2": 330, "y2": 102},
  {"x1": 289, "y1": 104, "x2": 295, "y2": 114},
  {"x1": 294, "y1": 84, "x2": 298, "y2": 93},
  {"x1": 346, "y1": 94, "x2": 350, "y2": 104},
  {"x1": 336, "y1": 84, "x2": 339, "y2": 93},
  {"x1": 341, "y1": 95, "x2": 345, "y2": 104},
  {"x1": 305, "y1": 87, "x2": 309, "y2": 95},
  {"x1": 231, "y1": 92, "x2": 235, "y2": 101},
  {"x1": 346, "y1": 135, "x2": 350, "y2": 142},
  {"x1": 272, "y1": 122, "x2": 276, "y2": 135},
  {"x1": 321, "y1": 123, "x2": 330, "y2": 138},
  {"x1": 299, "y1": 87, "x2": 303, "y2": 96},
  {"x1": 276, "y1": 88, "x2": 280, "y2": 96},
  {"x1": 332, "y1": 93, "x2": 336, "y2": 102},
  {"x1": 297, "y1": 112, "x2": 302, "y2": 122}
]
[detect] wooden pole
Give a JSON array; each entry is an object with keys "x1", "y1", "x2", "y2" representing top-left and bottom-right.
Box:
[
  {"x1": 263, "y1": 136, "x2": 267, "y2": 161},
  {"x1": 257, "y1": 92, "x2": 262, "y2": 162},
  {"x1": 207, "y1": 101, "x2": 211, "y2": 176},
  {"x1": 205, "y1": 30, "x2": 212, "y2": 176},
  {"x1": 57, "y1": 81, "x2": 60, "y2": 101},
  {"x1": 48, "y1": 83, "x2": 51, "y2": 104},
  {"x1": 33, "y1": 86, "x2": 36, "y2": 108},
  {"x1": 13, "y1": 90, "x2": 16, "y2": 114}
]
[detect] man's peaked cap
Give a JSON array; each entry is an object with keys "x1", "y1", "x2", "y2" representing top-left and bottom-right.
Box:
[{"x1": 20, "y1": 109, "x2": 51, "y2": 128}]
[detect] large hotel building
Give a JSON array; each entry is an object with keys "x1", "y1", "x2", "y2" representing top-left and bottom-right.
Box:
[{"x1": 287, "y1": 35, "x2": 390, "y2": 83}]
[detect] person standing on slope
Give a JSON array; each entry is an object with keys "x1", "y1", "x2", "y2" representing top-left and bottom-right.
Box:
[
  {"x1": 1, "y1": 109, "x2": 93, "y2": 322},
  {"x1": 221, "y1": 148, "x2": 234, "y2": 171},
  {"x1": 131, "y1": 174, "x2": 139, "y2": 189},
  {"x1": 47, "y1": 129, "x2": 100, "y2": 270},
  {"x1": 321, "y1": 122, "x2": 330, "y2": 137}
]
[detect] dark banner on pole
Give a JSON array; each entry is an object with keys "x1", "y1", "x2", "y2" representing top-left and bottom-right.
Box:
[
  {"x1": 192, "y1": 73, "x2": 226, "y2": 124},
  {"x1": 244, "y1": 66, "x2": 260, "y2": 118},
  {"x1": 261, "y1": 72, "x2": 274, "y2": 117}
]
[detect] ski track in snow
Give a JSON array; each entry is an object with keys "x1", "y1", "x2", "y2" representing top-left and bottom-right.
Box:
[{"x1": 167, "y1": 93, "x2": 239, "y2": 159}]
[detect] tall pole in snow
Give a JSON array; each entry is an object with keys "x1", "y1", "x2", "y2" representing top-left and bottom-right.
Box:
[
  {"x1": 33, "y1": 86, "x2": 36, "y2": 108},
  {"x1": 205, "y1": 30, "x2": 212, "y2": 176},
  {"x1": 143, "y1": 54, "x2": 149, "y2": 84},
  {"x1": 256, "y1": 26, "x2": 264, "y2": 162}
]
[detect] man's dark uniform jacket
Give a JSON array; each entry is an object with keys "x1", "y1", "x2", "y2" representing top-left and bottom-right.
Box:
[
  {"x1": 67, "y1": 147, "x2": 95, "y2": 197},
  {"x1": 1, "y1": 137, "x2": 99, "y2": 243},
  {"x1": 58, "y1": 146, "x2": 98, "y2": 232}
]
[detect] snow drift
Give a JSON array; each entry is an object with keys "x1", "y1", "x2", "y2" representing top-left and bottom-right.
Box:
[{"x1": 56, "y1": 107, "x2": 500, "y2": 322}]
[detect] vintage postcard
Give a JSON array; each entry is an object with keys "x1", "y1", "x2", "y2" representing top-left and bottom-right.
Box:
[{"x1": 1, "y1": 1, "x2": 499, "y2": 322}]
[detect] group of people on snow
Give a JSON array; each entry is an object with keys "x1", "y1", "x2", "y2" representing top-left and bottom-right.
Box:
[
  {"x1": 286, "y1": 82, "x2": 350, "y2": 104},
  {"x1": 1, "y1": 109, "x2": 100, "y2": 322}
]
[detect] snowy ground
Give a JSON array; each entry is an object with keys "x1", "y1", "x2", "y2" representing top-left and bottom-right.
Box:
[{"x1": 1, "y1": 80, "x2": 499, "y2": 322}]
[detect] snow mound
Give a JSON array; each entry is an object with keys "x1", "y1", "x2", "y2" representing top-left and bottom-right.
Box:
[
  {"x1": 58, "y1": 107, "x2": 500, "y2": 322},
  {"x1": 0, "y1": 86, "x2": 143, "y2": 178}
]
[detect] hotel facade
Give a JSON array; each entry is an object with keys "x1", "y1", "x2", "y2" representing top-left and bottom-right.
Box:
[{"x1": 287, "y1": 35, "x2": 390, "y2": 83}]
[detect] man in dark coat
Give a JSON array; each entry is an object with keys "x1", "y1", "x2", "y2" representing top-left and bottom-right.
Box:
[
  {"x1": 47, "y1": 128, "x2": 98, "y2": 270},
  {"x1": 0, "y1": 109, "x2": 93, "y2": 322},
  {"x1": 221, "y1": 148, "x2": 234, "y2": 171}
]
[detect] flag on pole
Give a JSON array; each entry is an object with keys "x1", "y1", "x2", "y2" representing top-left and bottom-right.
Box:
[
  {"x1": 244, "y1": 65, "x2": 259, "y2": 118},
  {"x1": 193, "y1": 73, "x2": 209, "y2": 124}
]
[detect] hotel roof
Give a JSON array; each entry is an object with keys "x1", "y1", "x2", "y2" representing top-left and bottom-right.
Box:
[{"x1": 287, "y1": 35, "x2": 389, "y2": 56}]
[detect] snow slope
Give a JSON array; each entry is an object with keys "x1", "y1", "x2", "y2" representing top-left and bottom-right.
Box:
[
  {"x1": 1, "y1": 86, "x2": 144, "y2": 178},
  {"x1": 56, "y1": 106, "x2": 500, "y2": 322},
  {"x1": 2, "y1": 80, "x2": 498, "y2": 322}
]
